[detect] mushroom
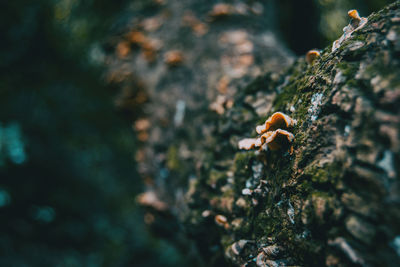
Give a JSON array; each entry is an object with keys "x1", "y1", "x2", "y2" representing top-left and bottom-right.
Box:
[
  {"x1": 332, "y1": 9, "x2": 368, "y2": 52},
  {"x1": 348, "y1": 9, "x2": 361, "y2": 25},
  {"x1": 257, "y1": 129, "x2": 295, "y2": 150},
  {"x1": 256, "y1": 112, "x2": 296, "y2": 134},
  {"x1": 238, "y1": 112, "x2": 295, "y2": 151},
  {"x1": 238, "y1": 138, "x2": 258, "y2": 150},
  {"x1": 347, "y1": 9, "x2": 368, "y2": 29},
  {"x1": 306, "y1": 50, "x2": 320, "y2": 65}
]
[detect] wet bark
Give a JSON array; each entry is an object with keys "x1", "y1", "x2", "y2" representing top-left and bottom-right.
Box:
[{"x1": 107, "y1": 1, "x2": 400, "y2": 266}]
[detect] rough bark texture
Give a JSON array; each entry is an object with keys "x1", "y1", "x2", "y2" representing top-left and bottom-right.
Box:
[{"x1": 108, "y1": 2, "x2": 400, "y2": 266}]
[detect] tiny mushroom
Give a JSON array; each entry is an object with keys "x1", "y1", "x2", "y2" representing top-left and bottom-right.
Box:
[
  {"x1": 348, "y1": 9, "x2": 361, "y2": 22},
  {"x1": 305, "y1": 50, "x2": 320, "y2": 65},
  {"x1": 256, "y1": 112, "x2": 296, "y2": 134},
  {"x1": 238, "y1": 112, "x2": 296, "y2": 152},
  {"x1": 332, "y1": 9, "x2": 368, "y2": 52},
  {"x1": 257, "y1": 129, "x2": 295, "y2": 151},
  {"x1": 347, "y1": 9, "x2": 368, "y2": 29}
]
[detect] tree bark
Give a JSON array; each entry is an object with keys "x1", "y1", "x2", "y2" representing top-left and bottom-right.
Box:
[{"x1": 108, "y1": 1, "x2": 400, "y2": 266}]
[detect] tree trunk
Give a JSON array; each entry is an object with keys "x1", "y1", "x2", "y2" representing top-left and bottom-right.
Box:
[{"x1": 108, "y1": 1, "x2": 400, "y2": 266}]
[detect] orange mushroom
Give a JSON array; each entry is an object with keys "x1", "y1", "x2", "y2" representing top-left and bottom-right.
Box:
[
  {"x1": 332, "y1": 9, "x2": 368, "y2": 52},
  {"x1": 256, "y1": 112, "x2": 296, "y2": 134},
  {"x1": 258, "y1": 129, "x2": 294, "y2": 150},
  {"x1": 238, "y1": 112, "x2": 295, "y2": 151},
  {"x1": 306, "y1": 50, "x2": 320, "y2": 65},
  {"x1": 348, "y1": 9, "x2": 361, "y2": 22},
  {"x1": 238, "y1": 111, "x2": 295, "y2": 151}
]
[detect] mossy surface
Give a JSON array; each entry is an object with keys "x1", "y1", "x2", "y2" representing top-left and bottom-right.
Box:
[{"x1": 179, "y1": 2, "x2": 400, "y2": 266}]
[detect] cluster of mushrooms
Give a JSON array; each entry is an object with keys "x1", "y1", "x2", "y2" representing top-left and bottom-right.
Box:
[
  {"x1": 238, "y1": 112, "x2": 296, "y2": 151},
  {"x1": 304, "y1": 9, "x2": 367, "y2": 64},
  {"x1": 237, "y1": 9, "x2": 368, "y2": 152}
]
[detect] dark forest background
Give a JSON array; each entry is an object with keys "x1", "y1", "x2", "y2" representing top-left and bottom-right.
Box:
[{"x1": 0, "y1": 0, "x2": 393, "y2": 266}]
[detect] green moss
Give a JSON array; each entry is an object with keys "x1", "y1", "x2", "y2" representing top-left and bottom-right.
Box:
[
  {"x1": 166, "y1": 145, "x2": 181, "y2": 170},
  {"x1": 303, "y1": 161, "x2": 343, "y2": 186},
  {"x1": 337, "y1": 61, "x2": 359, "y2": 77},
  {"x1": 208, "y1": 169, "x2": 227, "y2": 188},
  {"x1": 233, "y1": 151, "x2": 255, "y2": 177},
  {"x1": 364, "y1": 51, "x2": 399, "y2": 81},
  {"x1": 351, "y1": 34, "x2": 368, "y2": 42},
  {"x1": 310, "y1": 191, "x2": 331, "y2": 200},
  {"x1": 243, "y1": 74, "x2": 275, "y2": 95},
  {"x1": 307, "y1": 166, "x2": 330, "y2": 184},
  {"x1": 238, "y1": 219, "x2": 252, "y2": 236},
  {"x1": 273, "y1": 83, "x2": 298, "y2": 111},
  {"x1": 221, "y1": 235, "x2": 234, "y2": 251},
  {"x1": 296, "y1": 180, "x2": 313, "y2": 195},
  {"x1": 254, "y1": 211, "x2": 276, "y2": 237}
]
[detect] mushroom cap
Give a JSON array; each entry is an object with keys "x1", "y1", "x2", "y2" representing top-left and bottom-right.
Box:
[
  {"x1": 256, "y1": 112, "x2": 296, "y2": 134},
  {"x1": 305, "y1": 50, "x2": 320, "y2": 64},
  {"x1": 238, "y1": 138, "x2": 258, "y2": 150},
  {"x1": 348, "y1": 9, "x2": 361, "y2": 21},
  {"x1": 258, "y1": 129, "x2": 294, "y2": 150}
]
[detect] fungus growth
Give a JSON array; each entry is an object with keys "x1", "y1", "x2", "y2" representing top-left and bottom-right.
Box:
[
  {"x1": 255, "y1": 112, "x2": 296, "y2": 134},
  {"x1": 238, "y1": 112, "x2": 296, "y2": 151},
  {"x1": 305, "y1": 50, "x2": 320, "y2": 64},
  {"x1": 332, "y1": 9, "x2": 368, "y2": 52}
]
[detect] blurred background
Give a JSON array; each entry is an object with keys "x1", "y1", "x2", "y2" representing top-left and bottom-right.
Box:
[{"x1": 0, "y1": 0, "x2": 393, "y2": 266}]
